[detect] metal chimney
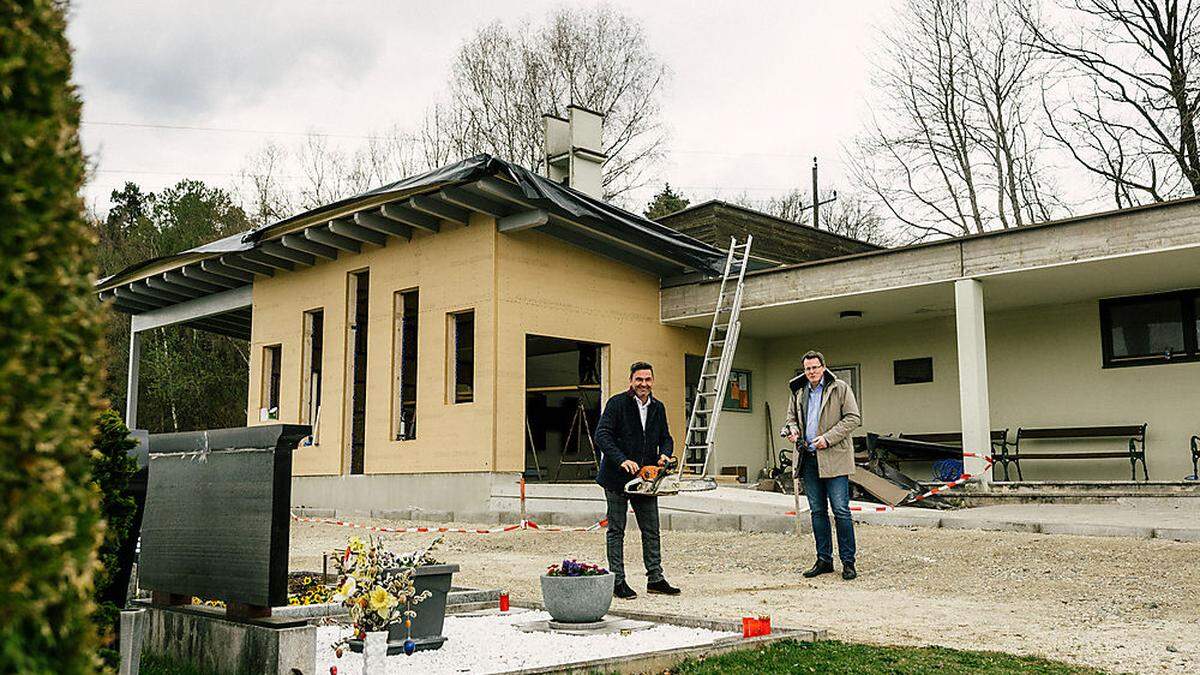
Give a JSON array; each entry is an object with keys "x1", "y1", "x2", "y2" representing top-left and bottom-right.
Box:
[{"x1": 542, "y1": 105, "x2": 606, "y2": 198}]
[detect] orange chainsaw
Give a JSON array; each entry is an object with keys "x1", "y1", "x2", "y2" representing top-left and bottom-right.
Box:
[{"x1": 623, "y1": 456, "x2": 716, "y2": 496}]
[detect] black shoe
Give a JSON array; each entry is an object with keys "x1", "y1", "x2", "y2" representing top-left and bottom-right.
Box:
[
  {"x1": 647, "y1": 579, "x2": 680, "y2": 595},
  {"x1": 802, "y1": 560, "x2": 834, "y2": 578},
  {"x1": 613, "y1": 580, "x2": 638, "y2": 600},
  {"x1": 842, "y1": 563, "x2": 857, "y2": 580}
]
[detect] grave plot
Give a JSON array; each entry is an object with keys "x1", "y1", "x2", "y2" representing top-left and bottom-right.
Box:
[{"x1": 315, "y1": 607, "x2": 821, "y2": 674}]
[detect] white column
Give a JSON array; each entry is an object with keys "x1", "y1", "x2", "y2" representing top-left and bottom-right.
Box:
[
  {"x1": 125, "y1": 322, "x2": 141, "y2": 430},
  {"x1": 954, "y1": 279, "x2": 992, "y2": 482}
]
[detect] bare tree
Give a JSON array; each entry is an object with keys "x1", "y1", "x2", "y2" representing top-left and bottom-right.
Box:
[
  {"x1": 731, "y1": 190, "x2": 896, "y2": 246},
  {"x1": 1021, "y1": 0, "x2": 1200, "y2": 206},
  {"x1": 428, "y1": 5, "x2": 668, "y2": 200},
  {"x1": 237, "y1": 141, "x2": 295, "y2": 226},
  {"x1": 850, "y1": 0, "x2": 1060, "y2": 239}
]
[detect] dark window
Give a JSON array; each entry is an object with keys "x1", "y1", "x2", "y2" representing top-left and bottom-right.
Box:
[
  {"x1": 263, "y1": 344, "x2": 282, "y2": 419},
  {"x1": 394, "y1": 289, "x2": 419, "y2": 439},
  {"x1": 894, "y1": 357, "x2": 933, "y2": 385},
  {"x1": 302, "y1": 310, "x2": 323, "y2": 428},
  {"x1": 1100, "y1": 289, "x2": 1200, "y2": 367},
  {"x1": 451, "y1": 310, "x2": 474, "y2": 404}
]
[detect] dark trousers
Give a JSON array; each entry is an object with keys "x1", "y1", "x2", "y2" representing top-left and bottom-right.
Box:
[
  {"x1": 604, "y1": 489, "x2": 663, "y2": 585},
  {"x1": 800, "y1": 451, "x2": 856, "y2": 564}
]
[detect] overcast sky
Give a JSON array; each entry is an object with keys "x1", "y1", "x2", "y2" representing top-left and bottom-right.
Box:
[{"x1": 69, "y1": 1, "x2": 897, "y2": 216}]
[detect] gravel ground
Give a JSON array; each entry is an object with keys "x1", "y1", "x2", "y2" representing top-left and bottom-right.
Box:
[
  {"x1": 292, "y1": 518, "x2": 1200, "y2": 674},
  {"x1": 314, "y1": 610, "x2": 734, "y2": 674}
]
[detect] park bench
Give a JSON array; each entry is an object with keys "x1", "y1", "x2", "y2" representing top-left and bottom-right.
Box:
[
  {"x1": 1012, "y1": 424, "x2": 1147, "y2": 481},
  {"x1": 899, "y1": 430, "x2": 1010, "y2": 477}
]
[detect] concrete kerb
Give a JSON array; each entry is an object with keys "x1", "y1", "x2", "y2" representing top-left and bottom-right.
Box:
[
  {"x1": 666, "y1": 512, "x2": 741, "y2": 533},
  {"x1": 854, "y1": 511, "x2": 943, "y2": 528},
  {"x1": 452, "y1": 510, "x2": 502, "y2": 525},
  {"x1": 1153, "y1": 527, "x2": 1200, "y2": 542},
  {"x1": 940, "y1": 516, "x2": 1041, "y2": 534},
  {"x1": 370, "y1": 508, "x2": 411, "y2": 520},
  {"x1": 1039, "y1": 522, "x2": 1155, "y2": 539},
  {"x1": 740, "y1": 514, "x2": 807, "y2": 535},
  {"x1": 292, "y1": 507, "x2": 335, "y2": 519},
  {"x1": 508, "y1": 601, "x2": 824, "y2": 675}
]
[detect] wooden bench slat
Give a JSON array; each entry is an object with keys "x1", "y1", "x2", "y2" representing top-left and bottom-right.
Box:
[
  {"x1": 1013, "y1": 452, "x2": 1137, "y2": 460},
  {"x1": 900, "y1": 430, "x2": 1008, "y2": 444},
  {"x1": 1017, "y1": 426, "x2": 1143, "y2": 439}
]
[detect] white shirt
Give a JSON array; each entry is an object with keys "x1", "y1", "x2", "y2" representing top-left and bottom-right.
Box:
[{"x1": 635, "y1": 393, "x2": 652, "y2": 430}]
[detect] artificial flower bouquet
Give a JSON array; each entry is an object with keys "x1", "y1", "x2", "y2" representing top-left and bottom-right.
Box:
[{"x1": 545, "y1": 559, "x2": 609, "y2": 577}]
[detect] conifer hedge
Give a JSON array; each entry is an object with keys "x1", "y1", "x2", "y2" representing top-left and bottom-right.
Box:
[{"x1": 0, "y1": 1, "x2": 107, "y2": 672}]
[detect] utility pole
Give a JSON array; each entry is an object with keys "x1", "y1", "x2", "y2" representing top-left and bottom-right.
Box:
[{"x1": 808, "y1": 156, "x2": 837, "y2": 228}]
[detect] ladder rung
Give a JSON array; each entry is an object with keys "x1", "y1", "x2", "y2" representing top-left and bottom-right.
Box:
[{"x1": 690, "y1": 426, "x2": 709, "y2": 431}]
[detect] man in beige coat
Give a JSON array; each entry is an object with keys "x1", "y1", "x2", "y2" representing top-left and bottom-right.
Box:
[{"x1": 781, "y1": 350, "x2": 862, "y2": 580}]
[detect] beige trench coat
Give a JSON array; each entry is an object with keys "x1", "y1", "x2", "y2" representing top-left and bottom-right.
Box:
[{"x1": 781, "y1": 370, "x2": 862, "y2": 478}]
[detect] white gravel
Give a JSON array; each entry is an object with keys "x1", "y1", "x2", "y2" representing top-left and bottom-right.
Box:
[{"x1": 315, "y1": 610, "x2": 735, "y2": 674}]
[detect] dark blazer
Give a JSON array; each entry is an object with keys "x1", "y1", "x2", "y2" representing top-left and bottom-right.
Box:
[{"x1": 594, "y1": 389, "x2": 674, "y2": 492}]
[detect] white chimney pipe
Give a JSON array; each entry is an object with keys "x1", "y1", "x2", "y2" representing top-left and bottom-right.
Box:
[{"x1": 543, "y1": 105, "x2": 606, "y2": 198}]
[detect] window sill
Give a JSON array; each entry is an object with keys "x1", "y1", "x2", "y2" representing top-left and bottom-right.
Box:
[{"x1": 1102, "y1": 354, "x2": 1200, "y2": 368}]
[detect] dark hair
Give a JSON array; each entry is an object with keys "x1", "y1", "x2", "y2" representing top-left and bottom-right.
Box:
[
  {"x1": 629, "y1": 361, "x2": 654, "y2": 377},
  {"x1": 801, "y1": 350, "x2": 825, "y2": 366}
]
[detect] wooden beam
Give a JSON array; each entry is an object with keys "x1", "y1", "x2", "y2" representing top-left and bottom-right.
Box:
[
  {"x1": 114, "y1": 286, "x2": 167, "y2": 309},
  {"x1": 136, "y1": 279, "x2": 192, "y2": 303},
  {"x1": 328, "y1": 218, "x2": 388, "y2": 247},
  {"x1": 473, "y1": 177, "x2": 527, "y2": 203},
  {"x1": 109, "y1": 292, "x2": 157, "y2": 312},
  {"x1": 410, "y1": 195, "x2": 469, "y2": 225},
  {"x1": 355, "y1": 212, "x2": 412, "y2": 240},
  {"x1": 380, "y1": 203, "x2": 439, "y2": 232},
  {"x1": 241, "y1": 248, "x2": 295, "y2": 271},
  {"x1": 261, "y1": 241, "x2": 316, "y2": 266},
  {"x1": 304, "y1": 226, "x2": 361, "y2": 253},
  {"x1": 438, "y1": 187, "x2": 511, "y2": 218},
  {"x1": 145, "y1": 276, "x2": 203, "y2": 299},
  {"x1": 281, "y1": 233, "x2": 338, "y2": 260},
  {"x1": 164, "y1": 271, "x2": 225, "y2": 294},
  {"x1": 220, "y1": 254, "x2": 276, "y2": 277},
  {"x1": 201, "y1": 259, "x2": 256, "y2": 283},
  {"x1": 498, "y1": 209, "x2": 549, "y2": 233},
  {"x1": 181, "y1": 265, "x2": 241, "y2": 288}
]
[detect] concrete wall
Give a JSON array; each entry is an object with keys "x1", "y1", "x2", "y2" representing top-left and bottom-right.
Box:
[{"x1": 755, "y1": 300, "x2": 1200, "y2": 481}]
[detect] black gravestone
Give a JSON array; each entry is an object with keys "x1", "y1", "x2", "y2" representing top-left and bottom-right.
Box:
[{"x1": 139, "y1": 425, "x2": 309, "y2": 611}]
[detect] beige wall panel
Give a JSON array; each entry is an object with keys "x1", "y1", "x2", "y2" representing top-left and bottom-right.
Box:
[
  {"x1": 494, "y1": 230, "x2": 707, "y2": 473},
  {"x1": 249, "y1": 214, "x2": 497, "y2": 476},
  {"x1": 755, "y1": 301, "x2": 1199, "y2": 481}
]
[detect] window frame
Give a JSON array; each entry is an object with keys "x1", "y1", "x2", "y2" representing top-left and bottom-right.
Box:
[
  {"x1": 299, "y1": 308, "x2": 324, "y2": 432},
  {"x1": 1099, "y1": 289, "x2": 1200, "y2": 368},
  {"x1": 447, "y1": 309, "x2": 475, "y2": 405},
  {"x1": 261, "y1": 344, "x2": 282, "y2": 420}
]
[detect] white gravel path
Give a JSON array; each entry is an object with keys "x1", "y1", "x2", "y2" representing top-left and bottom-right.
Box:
[{"x1": 315, "y1": 610, "x2": 735, "y2": 674}]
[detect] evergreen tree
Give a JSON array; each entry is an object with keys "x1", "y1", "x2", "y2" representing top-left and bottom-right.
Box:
[
  {"x1": 643, "y1": 183, "x2": 690, "y2": 219},
  {"x1": 0, "y1": 1, "x2": 107, "y2": 671}
]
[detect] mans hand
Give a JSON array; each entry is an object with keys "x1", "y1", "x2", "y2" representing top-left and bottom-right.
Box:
[
  {"x1": 621, "y1": 459, "x2": 640, "y2": 475},
  {"x1": 657, "y1": 454, "x2": 669, "y2": 466},
  {"x1": 814, "y1": 436, "x2": 829, "y2": 450},
  {"x1": 787, "y1": 432, "x2": 800, "y2": 443}
]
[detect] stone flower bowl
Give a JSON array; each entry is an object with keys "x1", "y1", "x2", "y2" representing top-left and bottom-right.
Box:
[{"x1": 539, "y1": 571, "x2": 614, "y2": 623}]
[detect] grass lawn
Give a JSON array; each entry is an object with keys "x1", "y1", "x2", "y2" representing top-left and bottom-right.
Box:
[{"x1": 672, "y1": 640, "x2": 1106, "y2": 674}]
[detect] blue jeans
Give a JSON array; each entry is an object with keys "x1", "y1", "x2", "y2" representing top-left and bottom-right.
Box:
[{"x1": 800, "y1": 451, "x2": 856, "y2": 564}]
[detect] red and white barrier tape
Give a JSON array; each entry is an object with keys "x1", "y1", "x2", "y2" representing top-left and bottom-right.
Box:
[
  {"x1": 908, "y1": 452, "x2": 994, "y2": 503},
  {"x1": 289, "y1": 513, "x2": 607, "y2": 534}
]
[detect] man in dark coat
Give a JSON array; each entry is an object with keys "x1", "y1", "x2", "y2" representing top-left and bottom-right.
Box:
[{"x1": 594, "y1": 361, "x2": 681, "y2": 600}]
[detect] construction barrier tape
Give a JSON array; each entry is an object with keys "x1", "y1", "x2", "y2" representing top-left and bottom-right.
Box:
[{"x1": 290, "y1": 514, "x2": 607, "y2": 534}]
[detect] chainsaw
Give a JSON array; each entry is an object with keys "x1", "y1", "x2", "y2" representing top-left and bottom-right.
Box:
[{"x1": 623, "y1": 456, "x2": 717, "y2": 496}]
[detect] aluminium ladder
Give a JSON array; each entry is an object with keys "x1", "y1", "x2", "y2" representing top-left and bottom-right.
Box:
[{"x1": 683, "y1": 236, "x2": 752, "y2": 476}]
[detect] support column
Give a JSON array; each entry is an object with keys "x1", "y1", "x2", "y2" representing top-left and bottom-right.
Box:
[
  {"x1": 954, "y1": 279, "x2": 992, "y2": 482},
  {"x1": 126, "y1": 323, "x2": 141, "y2": 430}
]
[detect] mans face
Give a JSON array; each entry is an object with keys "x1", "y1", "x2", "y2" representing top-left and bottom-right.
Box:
[
  {"x1": 802, "y1": 357, "x2": 825, "y2": 386},
  {"x1": 630, "y1": 369, "x2": 654, "y2": 400}
]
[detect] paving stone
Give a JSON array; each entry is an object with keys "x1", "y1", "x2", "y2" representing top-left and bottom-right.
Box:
[
  {"x1": 372, "y1": 509, "x2": 411, "y2": 521},
  {"x1": 550, "y1": 511, "x2": 608, "y2": 527},
  {"x1": 294, "y1": 507, "x2": 335, "y2": 518},
  {"x1": 525, "y1": 511, "x2": 557, "y2": 526},
  {"x1": 1039, "y1": 522, "x2": 1154, "y2": 539},
  {"x1": 666, "y1": 513, "x2": 741, "y2": 533},
  {"x1": 1153, "y1": 527, "x2": 1200, "y2": 542}
]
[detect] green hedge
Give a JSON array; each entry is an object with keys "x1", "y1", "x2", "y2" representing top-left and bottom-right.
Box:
[
  {"x1": 91, "y1": 411, "x2": 139, "y2": 668},
  {"x1": 0, "y1": 1, "x2": 107, "y2": 673}
]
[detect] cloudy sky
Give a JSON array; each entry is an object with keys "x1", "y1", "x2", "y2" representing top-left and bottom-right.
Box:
[{"x1": 69, "y1": 1, "x2": 897, "y2": 216}]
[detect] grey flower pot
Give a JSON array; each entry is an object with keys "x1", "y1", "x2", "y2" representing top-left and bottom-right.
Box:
[{"x1": 539, "y1": 572, "x2": 614, "y2": 623}]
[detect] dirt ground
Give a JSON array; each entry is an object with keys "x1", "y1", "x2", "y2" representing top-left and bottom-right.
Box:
[{"x1": 290, "y1": 518, "x2": 1199, "y2": 674}]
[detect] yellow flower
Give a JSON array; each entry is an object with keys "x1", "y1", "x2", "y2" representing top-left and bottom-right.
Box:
[
  {"x1": 368, "y1": 587, "x2": 395, "y2": 619},
  {"x1": 332, "y1": 576, "x2": 357, "y2": 603}
]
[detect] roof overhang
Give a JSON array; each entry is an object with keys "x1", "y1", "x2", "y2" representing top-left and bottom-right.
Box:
[{"x1": 97, "y1": 155, "x2": 726, "y2": 334}]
